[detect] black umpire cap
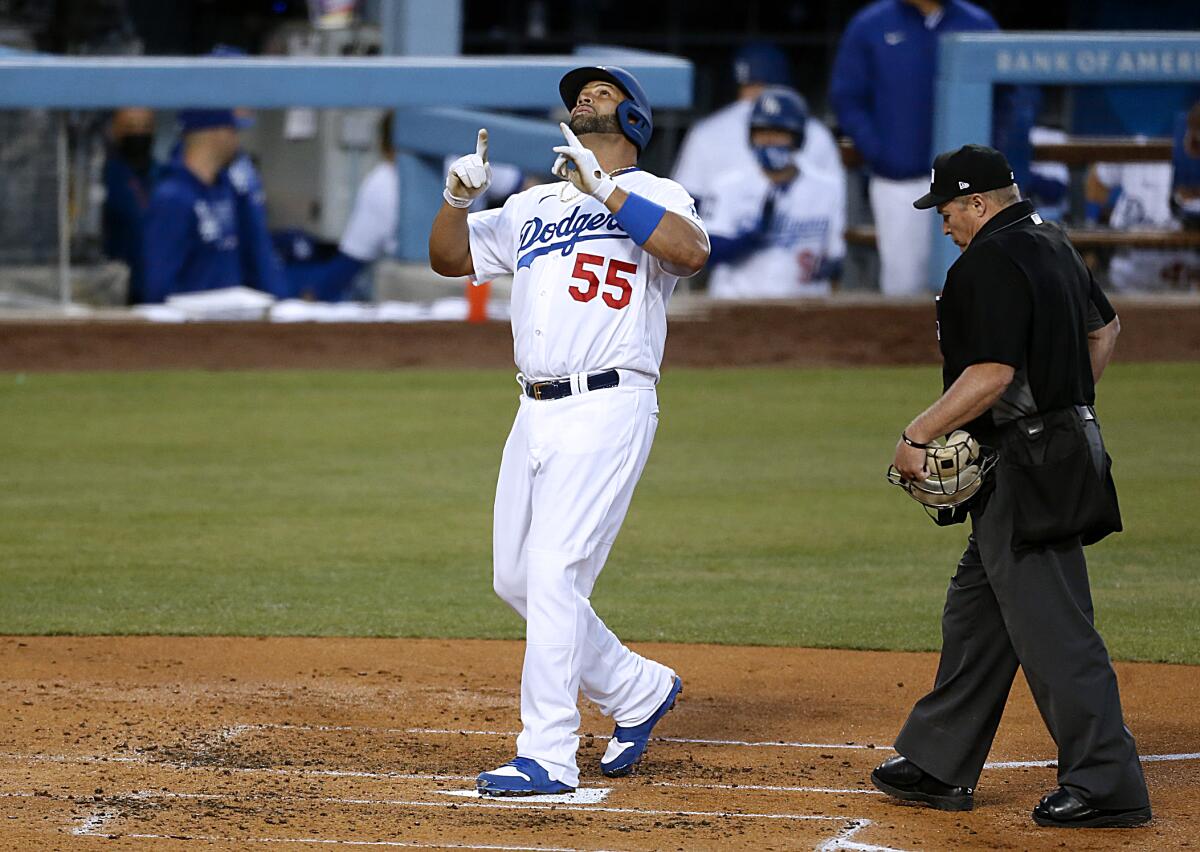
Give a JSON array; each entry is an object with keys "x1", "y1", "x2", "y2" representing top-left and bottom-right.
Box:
[{"x1": 913, "y1": 144, "x2": 1016, "y2": 209}]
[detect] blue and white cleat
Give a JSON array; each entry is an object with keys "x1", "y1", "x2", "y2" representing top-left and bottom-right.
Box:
[
  {"x1": 476, "y1": 757, "x2": 574, "y2": 797},
  {"x1": 601, "y1": 675, "x2": 683, "y2": 777}
]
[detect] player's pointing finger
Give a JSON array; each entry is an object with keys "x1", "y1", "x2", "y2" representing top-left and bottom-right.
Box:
[
  {"x1": 476, "y1": 128, "x2": 489, "y2": 163},
  {"x1": 559, "y1": 122, "x2": 581, "y2": 148}
]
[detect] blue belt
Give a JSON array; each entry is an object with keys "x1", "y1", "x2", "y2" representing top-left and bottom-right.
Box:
[{"x1": 524, "y1": 370, "x2": 620, "y2": 401}]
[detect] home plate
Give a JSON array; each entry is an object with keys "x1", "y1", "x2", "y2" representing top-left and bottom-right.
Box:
[{"x1": 435, "y1": 788, "x2": 611, "y2": 804}]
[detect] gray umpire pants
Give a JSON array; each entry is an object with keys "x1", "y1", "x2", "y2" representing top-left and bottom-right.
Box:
[{"x1": 894, "y1": 416, "x2": 1150, "y2": 810}]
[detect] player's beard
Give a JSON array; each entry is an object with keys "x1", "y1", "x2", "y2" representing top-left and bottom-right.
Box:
[{"x1": 569, "y1": 111, "x2": 622, "y2": 137}]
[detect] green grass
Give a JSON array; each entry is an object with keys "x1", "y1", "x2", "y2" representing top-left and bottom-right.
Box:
[{"x1": 1, "y1": 364, "x2": 1196, "y2": 663}]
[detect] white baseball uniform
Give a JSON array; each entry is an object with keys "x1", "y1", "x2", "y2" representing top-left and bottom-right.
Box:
[
  {"x1": 705, "y1": 158, "x2": 846, "y2": 299},
  {"x1": 869, "y1": 174, "x2": 935, "y2": 297},
  {"x1": 467, "y1": 169, "x2": 704, "y2": 787},
  {"x1": 339, "y1": 161, "x2": 399, "y2": 263},
  {"x1": 1095, "y1": 160, "x2": 1200, "y2": 291},
  {"x1": 672, "y1": 98, "x2": 844, "y2": 217}
]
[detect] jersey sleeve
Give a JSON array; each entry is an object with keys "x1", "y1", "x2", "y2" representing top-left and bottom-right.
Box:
[
  {"x1": 229, "y1": 161, "x2": 286, "y2": 298},
  {"x1": 640, "y1": 178, "x2": 707, "y2": 240},
  {"x1": 1086, "y1": 266, "x2": 1117, "y2": 330},
  {"x1": 142, "y1": 189, "x2": 195, "y2": 304},
  {"x1": 829, "y1": 18, "x2": 883, "y2": 167},
  {"x1": 467, "y1": 195, "x2": 517, "y2": 281},
  {"x1": 949, "y1": 243, "x2": 1032, "y2": 370},
  {"x1": 624, "y1": 178, "x2": 705, "y2": 282},
  {"x1": 638, "y1": 177, "x2": 710, "y2": 279}
]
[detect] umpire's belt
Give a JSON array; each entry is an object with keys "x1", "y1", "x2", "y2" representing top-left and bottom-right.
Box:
[
  {"x1": 1001, "y1": 405, "x2": 1096, "y2": 443},
  {"x1": 522, "y1": 369, "x2": 620, "y2": 401}
]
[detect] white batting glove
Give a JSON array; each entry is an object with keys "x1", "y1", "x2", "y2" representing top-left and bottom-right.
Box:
[
  {"x1": 552, "y1": 122, "x2": 616, "y2": 203},
  {"x1": 444, "y1": 128, "x2": 492, "y2": 209}
]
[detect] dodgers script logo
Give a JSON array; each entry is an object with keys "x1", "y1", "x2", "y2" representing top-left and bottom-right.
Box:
[{"x1": 516, "y1": 205, "x2": 629, "y2": 269}]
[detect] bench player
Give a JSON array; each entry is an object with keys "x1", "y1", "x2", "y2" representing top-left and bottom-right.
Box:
[
  {"x1": 706, "y1": 86, "x2": 846, "y2": 298},
  {"x1": 428, "y1": 66, "x2": 709, "y2": 795}
]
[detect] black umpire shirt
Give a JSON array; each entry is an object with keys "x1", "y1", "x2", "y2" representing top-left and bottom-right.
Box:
[{"x1": 936, "y1": 199, "x2": 1116, "y2": 444}]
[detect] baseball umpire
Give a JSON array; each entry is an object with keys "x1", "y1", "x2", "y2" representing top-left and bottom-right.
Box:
[
  {"x1": 872, "y1": 144, "x2": 1152, "y2": 828},
  {"x1": 429, "y1": 66, "x2": 707, "y2": 796}
]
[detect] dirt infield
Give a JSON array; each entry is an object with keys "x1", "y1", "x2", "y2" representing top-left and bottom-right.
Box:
[
  {"x1": 1, "y1": 299, "x2": 1198, "y2": 371},
  {"x1": 1, "y1": 637, "x2": 1196, "y2": 851}
]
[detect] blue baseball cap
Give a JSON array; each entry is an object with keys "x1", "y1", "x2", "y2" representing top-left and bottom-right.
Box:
[
  {"x1": 733, "y1": 41, "x2": 792, "y2": 87},
  {"x1": 177, "y1": 45, "x2": 257, "y2": 133},
  {"x1": 178, "y1": 108, "x2": 252, "y2": 133}
]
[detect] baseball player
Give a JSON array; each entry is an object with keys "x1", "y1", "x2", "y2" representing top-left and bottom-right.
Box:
[
  {"x1": 672, "y1": 41, "x2": 843, "y2": 218},
  {"x1": 207, "y1": 46, "x2": 287, "y2": 299},
  {"x1": 830, "y1": 0, "x2": 1002, "y2": 296},
  {"x1": 143, "y1": 109, "x2": 244, "y2": 303},
  {"x1": 429, "y1": 66, "x2": 708, "y2": 796},
  {"x1": 706, "y1": 87, "x2": 846, "y2": 299}
]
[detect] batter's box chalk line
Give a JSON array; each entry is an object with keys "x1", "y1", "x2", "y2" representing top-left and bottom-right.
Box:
[
  {"x1": 407, "y1": 727, "x2": 894, "y2": 750},
  {"x1": 61, "y1": 788, "x2": 912, "y2": 851},
  {"x1": 396, "y1": 727, "x2": 1200, "y2": 770},
  {"x1": 221, "y1": 721, "x2": 899, "y2": 751}
]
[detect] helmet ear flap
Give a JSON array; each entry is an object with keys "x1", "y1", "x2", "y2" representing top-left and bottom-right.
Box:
[{"x1": 616, "y1": 100, "x2": 650, "y2": 152}]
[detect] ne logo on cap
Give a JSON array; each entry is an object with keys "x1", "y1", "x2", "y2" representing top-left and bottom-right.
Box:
[{"x1": 913, "y1": 144, "x2": 1017, "y2": 210}]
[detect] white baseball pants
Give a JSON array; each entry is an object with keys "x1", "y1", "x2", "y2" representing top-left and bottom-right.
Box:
[
  {"x1": 869, "y1": 175, "x2": 936, "y2": 296},
  {"x1": 492, "y1": 384, "x2": 677, "y2": 787}
]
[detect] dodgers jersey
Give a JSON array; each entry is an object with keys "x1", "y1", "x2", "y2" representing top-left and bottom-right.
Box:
[
  {"x1": 672, "y1": 99, "x2": 844, "y2": 217},
  {"x1": 468, "y1": 170, "x2": 706, "y2": 381},
  {"x1": 705, "y1": 160, "x2": 845, "y2": 299}
]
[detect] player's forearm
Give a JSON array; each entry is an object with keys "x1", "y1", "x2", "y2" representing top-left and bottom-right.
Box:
[
  {"x1": 428, "y1": 204, "x2": 474, "y2": 278},
  {"x1": 905, "y1": 362, "x2": 1015, "y2": 444},
  {"x1": 1088, "y1": 315, "x2": 1120, "y2": 384},
  {"x1": 604, "y1": 187, "x2": 709, "y2": 275}
]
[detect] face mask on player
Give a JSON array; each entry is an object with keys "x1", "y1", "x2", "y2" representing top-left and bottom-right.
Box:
[
  {"x1": 753, "y1": 144, "x2": 794, "y2": 173},
  {"x1": 117, "y1": 133, "x2": 155, "y2": 174}
]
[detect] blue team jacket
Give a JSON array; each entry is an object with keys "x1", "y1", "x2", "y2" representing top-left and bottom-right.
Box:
[
  {"x1": 227, "y1": 153, "x2": 288, "y2": 298},
  {"x1": 142, "y1": 159, "x2": 242, "y2": 304},
  {"x1": 830, "y1": 0, "x2": 999, "y2": 180}
]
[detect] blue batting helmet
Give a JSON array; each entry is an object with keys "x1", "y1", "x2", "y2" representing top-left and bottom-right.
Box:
[
  {"x1": 749, "y1": 86, "x2": 809, "y2": 148},
  {"x1": 559, "y1": 65, "x2": 653, "y2": 153}
]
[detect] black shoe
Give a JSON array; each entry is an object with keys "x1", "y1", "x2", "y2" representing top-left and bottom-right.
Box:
[
  {"x1": 1032, "y1": 787, "x2": 1151, "y2": 828},
  {"x1": 870, "y1": 755, "x2": 974, "y2": 811}
]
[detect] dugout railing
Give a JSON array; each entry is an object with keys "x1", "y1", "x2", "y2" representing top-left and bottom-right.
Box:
[{"x1": 0, "y1": 48, "x2": 692, "y2": 307}]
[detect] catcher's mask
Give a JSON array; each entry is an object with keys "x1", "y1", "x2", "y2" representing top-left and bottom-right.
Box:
[{"x1": 887, "y1": 430, "x2": 996, "y2": 525}]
